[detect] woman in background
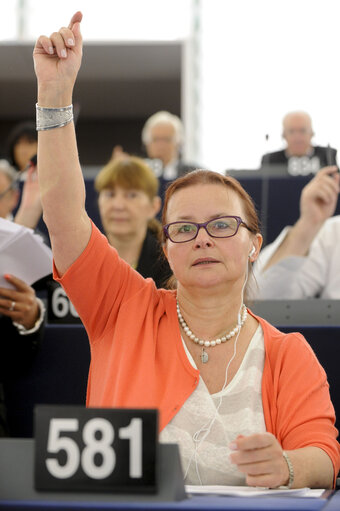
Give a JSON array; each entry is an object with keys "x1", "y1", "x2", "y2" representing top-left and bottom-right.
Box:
[
  {"x1": 6, "y1": 122, "x2": 37, "y2": 173},
  {"x1": 95, "y1": 156, "x2": 171, "y2": 288}
]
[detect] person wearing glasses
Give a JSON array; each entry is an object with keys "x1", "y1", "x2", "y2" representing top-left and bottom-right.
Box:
[
  {"x1": 261, "y1": 111, "x2": 337, "y2": 176},
  {"x1": 33, "y1": 12, "x2": 339, "y2": 488},
  {"x1": 111, "y1": 111, "x2": 198, "y2": 204}
]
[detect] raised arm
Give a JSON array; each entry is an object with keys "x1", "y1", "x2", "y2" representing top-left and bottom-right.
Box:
[
  {"x1": 33, "y1": 11, "x2": 91, "y2": 275},
  {"x1": 263, "y1": 166, "x2": 340, "y2": 270}
]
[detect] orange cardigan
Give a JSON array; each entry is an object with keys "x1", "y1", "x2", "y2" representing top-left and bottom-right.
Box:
[{"x1": 55, "y1": 223, "x2": 340, "y2": 478}]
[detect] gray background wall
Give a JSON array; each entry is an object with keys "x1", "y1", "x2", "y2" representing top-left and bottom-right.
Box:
[{"x1": 0, "y1": 42, "x2": 182, "y2": 165}]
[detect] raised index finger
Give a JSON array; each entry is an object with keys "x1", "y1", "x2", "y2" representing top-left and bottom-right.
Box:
[{"x1": 68, "y1": 11, "x2": 83, "y2": 31}]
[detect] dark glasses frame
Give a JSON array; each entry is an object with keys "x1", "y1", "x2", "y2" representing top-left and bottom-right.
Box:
[{"x1": 163, "y1": 215, "x2": 252, "y2": 243}]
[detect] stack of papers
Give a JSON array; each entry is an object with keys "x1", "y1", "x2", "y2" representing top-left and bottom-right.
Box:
[
  {"x1": 185, "y1": 485, "x2": 326, "y2": 498},
  {"x1": 0, "y1": 218, "x2": 52, "y2": 289}
]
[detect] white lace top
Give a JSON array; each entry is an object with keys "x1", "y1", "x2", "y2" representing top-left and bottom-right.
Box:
[{"x1": 159, "y1": 324, "x2": 266, "y2": 485}]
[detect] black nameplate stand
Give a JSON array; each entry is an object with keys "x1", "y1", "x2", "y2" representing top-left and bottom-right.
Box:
[{"x1": 0, "y1": 438, "x2": 186, "y2": 506}]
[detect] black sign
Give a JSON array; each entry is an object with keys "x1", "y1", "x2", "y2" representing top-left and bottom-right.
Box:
[
  {"x1": 34, "y1": 406, "x2": 158, "y2": 493},
  {"x1": 47, "y1": 282, "x2": 81, "y2": 324}
]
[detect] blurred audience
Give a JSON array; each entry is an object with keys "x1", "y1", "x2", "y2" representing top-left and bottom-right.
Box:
[
  {"x1": 95, "y1": 156, "x2": 172, "y2": 288},
  {"x1": 0, "y1": 158, "x2": 46, "y2": 436},
  {"x1": 0, "y1": 167, "x2": 45, "y2": 437},
  {"x1": 261, "y1": 111, "x2": 337, "y2": 176},
  {"x1": 0, "y1": 159, "x2": 42, "y2": 229},
  {"x1": 6, "y1": 121, "x2": 37, "y2": 172},
  {"x1": 0, "y1": 160, "x2": 19, "y2": 220},
  {"x1": 252, "y1": 166, "x2": 340, "y2": 298}
]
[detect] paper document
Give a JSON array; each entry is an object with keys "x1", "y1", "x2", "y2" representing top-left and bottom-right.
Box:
[
  {"x1": 0, "y1": 218, "x2": 52, "y2": 289},
  {"x1": 185, "y1": 485, "x2": 325, "y2": 498}
]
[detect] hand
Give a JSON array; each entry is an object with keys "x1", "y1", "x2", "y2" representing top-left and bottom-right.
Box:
[
  {"x1": 300, "y1": 166, "x2": 340, "y2": 228},
  {"x1": 229, "y1": 433, "x2": 289, "y2": 488},
  {"x1": 33, "y1": 11, "x2": 83, "y2": 101},
  {"x1": 0, "y1": 274, "x2": 40, "y2": 330},
  {"x1": 111, "y1": 145, "x2": 131, "y2": 161}
]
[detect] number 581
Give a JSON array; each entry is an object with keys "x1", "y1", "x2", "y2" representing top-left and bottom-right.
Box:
[{"x1": 46, "y1": 417, "x2": 142, "y2": 480}]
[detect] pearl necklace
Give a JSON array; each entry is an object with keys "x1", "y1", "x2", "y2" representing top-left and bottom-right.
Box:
[{"x1": 176, "y1": 301, "x2": 248, "y2": 364}]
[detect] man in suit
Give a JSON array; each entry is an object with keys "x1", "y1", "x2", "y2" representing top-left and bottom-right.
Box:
[
  {"x1": 141, "y1": 110, "x2": 197, "y2": 181},
  {"x1": 261, "y1": 111, "x2": 337, "y2": 176},
  {"x1": 111, "y1": 111, "x2": 198, "y2": 203}
]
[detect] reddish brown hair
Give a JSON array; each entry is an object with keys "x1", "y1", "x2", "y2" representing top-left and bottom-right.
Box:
[
  {"x1": 95, "y1": 156, "x2": 162, "y2": 238},
  {"x1": 161, "y1": 170, "x2": 260, "y2": 242}
]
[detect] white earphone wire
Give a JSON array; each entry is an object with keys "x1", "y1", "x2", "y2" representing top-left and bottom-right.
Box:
[{"x1": 184, "y1": 262, "x2": 250, "y2": 484}]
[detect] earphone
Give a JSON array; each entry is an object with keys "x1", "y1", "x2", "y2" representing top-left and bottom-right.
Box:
[
  {"x1": 184, "y1": 257, "x2": 251, "y2": 484},
  {"x1": 249, "y1": 246, "x2": 256, "y2": 258}
]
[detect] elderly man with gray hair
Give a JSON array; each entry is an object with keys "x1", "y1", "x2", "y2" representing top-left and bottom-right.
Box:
[
  {"x1": 141, "y1": 110, "x2": 197, "y2": 181},
  {"x1": 261, "y1": 111, "x2": 337, "y2": 176},
  {"x1": 112, "y1": 111, "x2": 198, "y2": 183}
]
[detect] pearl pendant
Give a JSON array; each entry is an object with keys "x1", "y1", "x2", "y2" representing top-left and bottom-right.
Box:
[
  {"x1": 177, "y1": 301, "x2": 247, "y2": 364},
  {"x1": 201, "y1": 348, "x2": 209, "y2": 364}
]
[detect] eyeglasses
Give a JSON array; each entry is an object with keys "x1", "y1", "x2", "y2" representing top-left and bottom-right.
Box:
[{"x1": 163, "y1": 215, "x2": 252, "y2": 243}]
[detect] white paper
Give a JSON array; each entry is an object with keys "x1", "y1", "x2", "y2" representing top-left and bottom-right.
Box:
[
  {"x1": 185, "y1": 485, "x2": 325, "y2": 498},
  {"x1": 0, "y1": 218, "x2": 52, "y2": 289}
]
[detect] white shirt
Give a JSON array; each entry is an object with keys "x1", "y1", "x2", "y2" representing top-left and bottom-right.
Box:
[
  {"x1": 146, "y1": 158, "x2": 179, "y2": 180},
  {"x1": 160, "y1": 325, "x2": 266, "y2": 485},
  {"x1": 253, "y1": 216, "x2": 340, "y2": 299}
]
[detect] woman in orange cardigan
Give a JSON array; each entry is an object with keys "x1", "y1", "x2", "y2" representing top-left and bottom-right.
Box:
[{"x1": 33, "y1": 12, "x2": 340, "y2": 488}]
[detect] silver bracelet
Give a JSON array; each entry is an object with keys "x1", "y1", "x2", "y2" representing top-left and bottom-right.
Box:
[
  {"x1": 282, "y1": 451, "x2": 294, "y2": 489},
  {"x1": 36, "y1": 103, "x2": 73, "y2": 131},
  {"x1": 13, "y1": 298, "x2": 46, "y2": 335}
]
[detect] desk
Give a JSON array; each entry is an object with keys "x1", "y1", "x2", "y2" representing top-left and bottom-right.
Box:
[
  {"x1": 0, "y1": 436, "x2": 334, "y2": 510},
  {"x1": 323, "y1": 490, "x2": 340, "y2": 509},
  {"x1": 0, "y1": 494, "x2": 331, "y2": 510}
]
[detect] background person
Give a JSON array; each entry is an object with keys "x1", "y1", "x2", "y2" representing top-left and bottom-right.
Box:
[
  {"x1": 0, "y1": 160, "x2": 19, "y2": 220},
  {"x1": 6, "y1": 121, "x2": 38, "y2": 173},
  {"x1": 112, "y1": 110, "x2": 198, "y2": 182},
  {"x1": 141, "y1": 110, "x2": 197, "y2": 181},
  {"x1": 95, "y1": 156, "x2": 172, "y2": 288},
  {"x1": 0, "y1": 271, "x2": 45, "y2": 437},
  {"x1": 253, "y1": 166, "x2": 340, "y2": 299},
  {"x1": 0, "y1": 160, "x2": 46, "y2": 435},
  {"x1": 33, "y1": 11, "x2": 339, "y2": 488},
  {"x1": 0, "y1": 159, "x2": 43, "y2": 230},
  {"x1": 261, "y1": 111, "x2": 337, "y2": 176}
]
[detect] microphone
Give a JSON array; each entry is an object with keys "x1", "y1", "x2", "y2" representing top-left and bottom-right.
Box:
[
  {"x1": 30, "y1": 154, "x2": 37, "y2": 167},
  {"x1": 21, "y1": 154, "x2": 37, "y2": 174},
  {"x1": 261, "y1": 134, "x2": 270, "y2": 166}
]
